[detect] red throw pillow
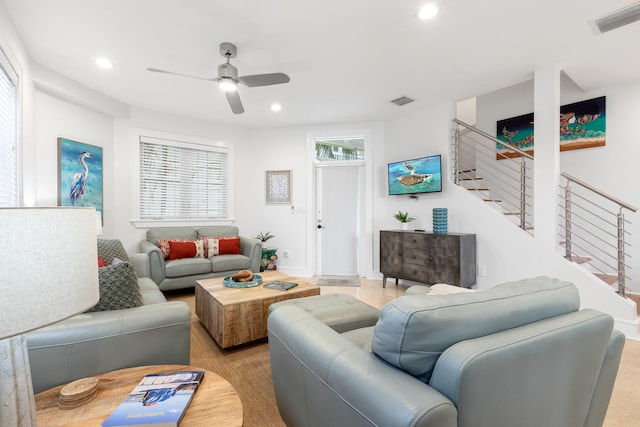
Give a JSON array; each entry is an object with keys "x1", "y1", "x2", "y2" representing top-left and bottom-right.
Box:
[
  {"x1": 168, "y1": 240, "x2": 197, "y2": 260},
  {"x1": 218, "y1": 236, "x2": 241, "y2": 255},
  {"x1": 98, "y1": 256, "x2": 108, "y2": 267}
]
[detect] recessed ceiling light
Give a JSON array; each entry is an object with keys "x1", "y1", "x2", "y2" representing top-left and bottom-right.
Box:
[
  {"x1": 270, "y1": 103, "x2": 282, "y2": 112},
  {"x1": 95, "y1": 58, "x2": 114, "y2": 69},
  {"x1": 418, "y1": 4, "x2": 439, "y2": 20}
]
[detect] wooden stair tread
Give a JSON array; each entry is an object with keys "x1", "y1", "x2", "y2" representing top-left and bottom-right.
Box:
[
  {"x1": 459, "y1": 169, "x2": 476, "y2": 174},
  {"x1": 572, "y1": 255, "x2": 592, "y2": 264},
  {"x1": 467, "y1": 188, "x2": 489, "y2": 191},
  {"x1": 461, "y1": 177, "x2": 483, "y2": 181},
  {"x1": 594, "y1": 273, "x2": 618, "y2": 285},
  {"x1": 483, "y1": 199, "x2": 503, "y2": 202}
]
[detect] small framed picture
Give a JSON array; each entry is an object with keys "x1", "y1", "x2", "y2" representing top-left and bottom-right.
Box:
[{"x1": 266, "y1": 170, "x2": 292, "y2": 204}]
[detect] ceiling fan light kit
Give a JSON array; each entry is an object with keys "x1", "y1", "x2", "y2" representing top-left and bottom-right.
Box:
[{"x1": 147, "y1": 42, "x2": 290, "y2": 114}]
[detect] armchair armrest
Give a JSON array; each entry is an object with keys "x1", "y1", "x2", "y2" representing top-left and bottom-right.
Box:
[
  {"x1": 128, "y1": 253, "x2": 151, "y2": 278},
  {"x1": 139, "y1": 240, "x2": 166, "y2": 285},
  {"x1": 240, "y1": 236, "x2": 262, "y2": 272},
  {"x1": 26, "y1": 301, "x2": 191, "y2": 393},
  {"x1": 268, "y1": 306, "x2": 457, "y2": 427}
]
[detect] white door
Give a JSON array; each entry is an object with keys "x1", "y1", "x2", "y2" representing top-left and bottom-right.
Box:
[{"x1": 316, "y1": 165, "x2": 362, "y2": 276}]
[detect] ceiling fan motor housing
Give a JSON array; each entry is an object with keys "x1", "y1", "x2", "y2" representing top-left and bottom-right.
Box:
[{"x1": 218, "y1": 63, "x2": 238, "y2": 80}]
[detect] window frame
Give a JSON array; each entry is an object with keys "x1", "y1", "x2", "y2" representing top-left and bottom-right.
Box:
[
  {"x1": 0, "y1": 44, "x2": 21, "y2": 208},
  {"x1": 131, "y1": 128, "x2": 235, "y2": 228}
]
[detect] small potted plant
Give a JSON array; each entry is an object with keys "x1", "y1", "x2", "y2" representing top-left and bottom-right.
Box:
[
  {"x1": 393, "y1": 210, "x2": 415, "y2": 231},
  {"x1": 256, "y1": 231, "x2": 275, "y2": 248}
]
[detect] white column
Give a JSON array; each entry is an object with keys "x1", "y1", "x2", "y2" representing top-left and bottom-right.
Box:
[{"x1": 533, "y1": 65, "x2": 561, "y2": 251}]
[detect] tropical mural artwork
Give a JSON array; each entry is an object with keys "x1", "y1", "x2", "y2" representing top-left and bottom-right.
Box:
[
  {"x1": 58, "y1": 138, "x2": 103, "y2": 220},
  {"x1": 496, "y1": 96, "x2": 606, "y2": 159}
]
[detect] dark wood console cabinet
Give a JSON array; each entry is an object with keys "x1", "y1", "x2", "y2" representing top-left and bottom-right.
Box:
[{"x1": 380, "y1": 230, "x2": 476, "y2": 288}]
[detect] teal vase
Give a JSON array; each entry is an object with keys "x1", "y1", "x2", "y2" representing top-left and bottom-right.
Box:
[{"x1": 432, "y1": 208, "x2": 448, "y2": 234}]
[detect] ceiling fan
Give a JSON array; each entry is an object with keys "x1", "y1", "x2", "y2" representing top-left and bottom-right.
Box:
[{"x1": 147, "y1": 42, "x2": 290, "y2": 114}]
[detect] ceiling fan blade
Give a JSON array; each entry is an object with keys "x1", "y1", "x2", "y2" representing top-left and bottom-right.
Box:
[
  {"x1": 237, "y1": 73, "x2": 290, "y2": 87},
  {"x1": 225, "y1": 91, "x2": 244, "y2": 114},
  {"x1": 147, "y1": 67, "x2": 218, "y2": 82}
]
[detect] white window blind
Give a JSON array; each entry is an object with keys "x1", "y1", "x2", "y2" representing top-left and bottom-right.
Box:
[
  {"x1": 0, "y1": 48, "x2": 18, "y2": 207},
  {"x1": 139, "y1": 136, "x2": 229, "y2": 220}
]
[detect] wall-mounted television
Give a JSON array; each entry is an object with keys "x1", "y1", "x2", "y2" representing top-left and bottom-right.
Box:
[{"x1": 388, "y1": 154, "x2": 442, "y2": 196}]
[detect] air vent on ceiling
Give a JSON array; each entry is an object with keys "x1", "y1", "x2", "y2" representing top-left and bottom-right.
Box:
[
  {"x1": 390, "y1": 96, "x2": 415, "y2": 106},
  {"x1": 592, "y1": 2, "x2": 640, "y2": 34}
]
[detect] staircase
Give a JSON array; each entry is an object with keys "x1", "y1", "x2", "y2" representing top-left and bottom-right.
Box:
[{"x1": 452, "y1": 119, "x2": 638, "y2": 315}]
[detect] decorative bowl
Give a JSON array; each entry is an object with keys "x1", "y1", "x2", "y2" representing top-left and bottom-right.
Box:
[{"x1": 223, "y1": 274, "x2": 263, "y2": 288}]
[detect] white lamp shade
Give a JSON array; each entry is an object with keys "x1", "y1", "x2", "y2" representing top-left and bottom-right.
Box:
[{"x1": 0, "y1": 207, "x2": 100, "y2": 338}]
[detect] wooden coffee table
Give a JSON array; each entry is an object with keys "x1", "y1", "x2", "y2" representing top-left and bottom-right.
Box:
[
  {"x1": 195, "y1": 271, "x2": 320, "y2": 348},
  {"x1": 35, "y1": 365, "x2": 243, "y2": 426}
]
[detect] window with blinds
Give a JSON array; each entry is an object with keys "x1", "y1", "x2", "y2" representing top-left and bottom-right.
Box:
[
  {"x1": 139, "y1": 136, "x2": 229, "y2": 220},
  {"x1": 0, "y1": 48, "x2": 18, "y2": 207}
]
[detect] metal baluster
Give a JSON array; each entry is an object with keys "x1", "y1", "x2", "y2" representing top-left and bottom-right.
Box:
[
  {"x1": 520, "y1": 159, "x2": 526, "y2": 229},
  {"x1": 564, "y1": 183, "x2": 572, "y2": 260},
  {"x1": 618, "y1": 209, "x2": 626, "y2": 297}
]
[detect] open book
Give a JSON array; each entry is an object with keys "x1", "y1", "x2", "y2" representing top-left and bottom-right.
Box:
[{"x1": 102, "y1": 370, "x2": 204, "y2": 427}]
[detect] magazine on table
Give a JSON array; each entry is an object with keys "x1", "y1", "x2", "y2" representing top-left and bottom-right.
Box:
[
  {"x1": 264, "y1": 280, "x2": 299, "y2": 291},
  {"x1": 102, "y1": 370, "x2": 205, "y2": 427}
]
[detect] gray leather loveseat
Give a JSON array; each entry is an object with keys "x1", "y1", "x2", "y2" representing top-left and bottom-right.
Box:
[
  {"x1": 26, "y1": 240, "x2": 192, "y2": 393},
  {"x1": 268, "y1": 277, "x2": 624, "y2": 427},
  {"x1": 140, "y1": 226, "x2": 261, "y2": 291}
]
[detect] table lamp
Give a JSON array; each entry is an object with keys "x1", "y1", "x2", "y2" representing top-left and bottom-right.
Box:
[{"x1": 0, "y1": 207, "x2": 100, "y2": 426}]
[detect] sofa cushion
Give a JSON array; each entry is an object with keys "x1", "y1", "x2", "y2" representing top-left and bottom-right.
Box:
[
  {"x1": 87, "y1": 261, "x2": 143, "y2": 312},
  {"x1": 371, "y1": 276, "x2": 580, "y2": 383},
  {"x1": 210, "y1": 254, "x2": 251, "y2": 272},
  {"x1": 165, "y1": 257, "x2": 212, "y2": 278},
  {"x1": 138, "y1": 277, "x2": 168, "y2": 305},
  {"x1": 97, "y1": 239, "x2": 130, "y2": 264}
]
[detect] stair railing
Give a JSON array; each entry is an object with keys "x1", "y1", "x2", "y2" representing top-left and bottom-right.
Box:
[
  {"x1": 558, "y1": 173, "x2": 637, "y2": 297},
  {"x1": 452, "y1": 119, "x2": 534, "y2": 231}
]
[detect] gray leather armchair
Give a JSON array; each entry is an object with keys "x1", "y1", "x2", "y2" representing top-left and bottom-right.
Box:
[
  {"x1": 26, "y1": 240, "x2": 192, "y2": 393},
  {"x1": 268, "y1": 277, "x2": 624, "y2": 427}
]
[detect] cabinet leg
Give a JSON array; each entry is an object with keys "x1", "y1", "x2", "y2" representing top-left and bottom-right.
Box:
[
  {"x1": 395, "y1": 278, "x2": 399, "y2": 286},
  {"x1": 382, "y1": 276, "x2": 387, "y2": 288}
]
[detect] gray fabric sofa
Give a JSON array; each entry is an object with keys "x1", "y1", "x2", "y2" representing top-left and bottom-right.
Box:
[
  {"x1": 26, "y1": 240, "x2": 192, "y2": 394},
  {"x1": 268, "y1": 277, "x2": 625, "y2": 427},
  {"x1": 140, "y1": 226, "x2": 262, "y2": 291}
]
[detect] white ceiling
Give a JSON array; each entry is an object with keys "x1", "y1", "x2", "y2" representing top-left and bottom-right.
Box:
[{"x1": 3, "y1": 0, "x2": 640, "y2": 128}]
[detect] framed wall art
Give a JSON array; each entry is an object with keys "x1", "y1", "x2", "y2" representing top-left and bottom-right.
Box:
[
  {"x1": 496, "y1": 96, "x2": 606, "y2": 159},
  {"x1": 266, "y1": 170, "x2": 292, "y2": 204},
  {"x1": 58, "y1": 138, "x2": 104, "y2": 222}
]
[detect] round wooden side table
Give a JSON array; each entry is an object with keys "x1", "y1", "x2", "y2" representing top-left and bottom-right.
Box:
[{"x1": 35, "y1": 364, "x2": 243, "y2": 426}]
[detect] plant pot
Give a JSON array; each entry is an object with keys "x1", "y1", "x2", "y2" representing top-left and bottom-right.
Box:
[{"x1": 401, "y1": 222, "x2": 409, "y2": 231}]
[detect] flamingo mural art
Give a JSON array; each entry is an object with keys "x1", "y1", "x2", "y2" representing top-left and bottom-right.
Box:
[{"x1": 58, "y1": 138, "x2": 103, "y2": 218}]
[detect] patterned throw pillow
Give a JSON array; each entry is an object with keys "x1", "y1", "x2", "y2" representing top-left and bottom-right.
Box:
[
  {"x1": 86, "y1": 261, "x2": 142, "y2": 312},
  {"x1": 201, "y1": 236, "x2": 240, "y2": 256},
  {"x1": 97, "y1": 239, "x2": 130, "y2": 264}
]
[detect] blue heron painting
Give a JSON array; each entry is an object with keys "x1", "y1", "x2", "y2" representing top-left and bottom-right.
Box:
[{"x1": 58, "y1": 138, "x2": 103, "y2": 217}]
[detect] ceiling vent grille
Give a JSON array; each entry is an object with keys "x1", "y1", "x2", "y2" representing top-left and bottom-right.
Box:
[
  {"x1": 390, "y1": 96, "x2": 415, "y2": 106},
  {"x1": 592, "y1": 2, "x2": 640, "y2": 34}
]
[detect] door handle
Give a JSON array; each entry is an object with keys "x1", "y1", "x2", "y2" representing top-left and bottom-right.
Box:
[{"x1": 317, "y1": 225, "x2": 322, "y2": 229}]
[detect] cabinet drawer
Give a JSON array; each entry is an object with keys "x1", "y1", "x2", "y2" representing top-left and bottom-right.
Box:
[
  {"x1": 402, "y1": 264, "x2": 430, "y2": 282},
  {"x1": 403, "y1": 248, "x2": 429, "y2": 265},
  {"x1": 403, "y1": 234, "x2": 429, "y2": 251}
]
